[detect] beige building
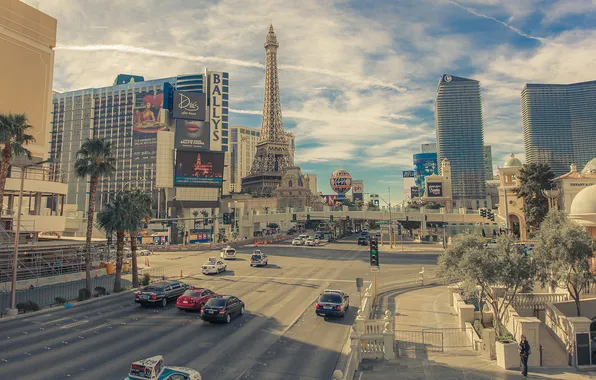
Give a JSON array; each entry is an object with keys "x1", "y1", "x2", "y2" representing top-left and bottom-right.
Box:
[
  {"x1": 304, "y1": 173, "x2": 318, "y2": 194},
  {"x1": 496, "y1": 154, "x2": 527, "y2": 240},
  {"x1": 0, "y1": 0, "x2": 69, "y2": 235},
  {"x1": 229, "y1": 125, "x2": 260, "y2": 193},
  {"x1": 421, "y1": 158, "x2": 453, "y2": 208},
  {"x1": 0, "y1": 0, "x2": 56, "y2": 160},
  {"x1": 552, "y1": 159, "x2": 596, "y2": 213},
  {"x1": 275, "y1": 167, "x2": 324, "y2": 211},
  {"x1": 286, "y1": 132, "x2": 295, "y2": 164}
]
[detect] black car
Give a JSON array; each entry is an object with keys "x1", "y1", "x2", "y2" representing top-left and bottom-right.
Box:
[
  {"x1": 201, "y1": 295, "x2": 245, "y2": 323},
  {"x1": 357, "y1": 237, "x2": 368, "y2": 246},
  {"x1": 135, "y1": 281, "x2": 188, "y2": 307}
]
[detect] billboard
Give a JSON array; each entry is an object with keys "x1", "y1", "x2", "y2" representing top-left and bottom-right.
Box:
[
  {"x1": 175, "y1": 120, "x2": 210, "y2": 150},
  {"x1": 403, "y1": 170, "x2": 415, "y2": 178},
  {"x1": 413, "y1": 152, "x2": 438, "y2": 196},
  {"x1": 132, "y1": 90, "x2": 168, "y2": 166},
  {"x1": 172, "y1": 91, "x2": 207, "y2": 120},
  {"x1": 352, "y1": 180, "x2": 363, "y2": 194},
  {"x1": 209, "y1": 71, "x2": 224, "y2": 151},
  {"x1": 321, "y1": 194, "x2": 338, "y2": 206},
  {"x1": 353, "y1": 193, "x2": 363, "y2": 202},
  {"x1": 427, "y1": 182, "x2": 443, "y2": 197},
  {"x1": 174, "y1": 150, "x2": 224, "y2": 187},
  {"x1": 410, "y1": 186, "x2": 419, "y2": 198}
]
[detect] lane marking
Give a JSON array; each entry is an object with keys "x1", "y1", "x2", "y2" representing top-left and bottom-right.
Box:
[
  {"x1": 41, "y1": 317, "x2": 70, "y2": 325},
  {"x1": 228, "y1": 275, "x2": 371, "y2": 283},
  {"x1": 79, "y1": 323, "x2": 108, "y2": 334},
  {"x1": 59, "y1": 320, "x2": 89, "y2": 329}
]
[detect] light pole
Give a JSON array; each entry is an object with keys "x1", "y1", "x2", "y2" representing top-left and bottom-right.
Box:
[{"x1": 9, "y1": 159, "x2": 51, "y2": 315}]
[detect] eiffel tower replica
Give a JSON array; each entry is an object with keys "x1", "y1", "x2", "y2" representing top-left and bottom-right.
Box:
[{"x1": 241, "y1": 25, "x2": 294, "y2": 196}]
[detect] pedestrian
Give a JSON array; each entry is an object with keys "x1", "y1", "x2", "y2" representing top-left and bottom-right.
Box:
[{"x1": 519, "y1": 335, "x2": 531, "y2": 377}]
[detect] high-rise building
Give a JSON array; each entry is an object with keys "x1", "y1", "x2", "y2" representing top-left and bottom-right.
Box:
[
  {"x1": 229, "y1": 125, "x2": 260, "y2": 193},
  {"x1": 420, "y1": 143, "x2": 437, "y2": 153},
  {"x1": 242, "y1": 25, "x2": 294, "y2": 195},
  {"x1": 50, "y1": 69, "x2": 229, "y2": 215},
  {"x1": 483, "y1": 145, "x2": 494, "y2": 179},
  {"x1": 522, "y1": 80, "x2": 596, "y2": 176},
  {"x1": 435, "y1": 74, "x2": 486, "y2": 208}
]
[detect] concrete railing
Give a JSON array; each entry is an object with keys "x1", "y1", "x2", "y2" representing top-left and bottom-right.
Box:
[
  {"x1": 545, "y1": 302, "x2": 571, "y2": 349},
  {"x1": 510, "y1": 292, "x2": 569, "y2": 311}
]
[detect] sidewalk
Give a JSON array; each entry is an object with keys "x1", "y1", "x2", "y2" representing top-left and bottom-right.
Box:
[{"x1": 358, "y1": 286, "x2": 596, "y2": 379}]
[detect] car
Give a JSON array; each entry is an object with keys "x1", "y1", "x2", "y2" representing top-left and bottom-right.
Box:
[
  {"x1": 138, "y1": 249, "x2": 152, "y2": 256},
  {"x1": 315, "y1": 289, "x2": 350, "y2": 317},
  {"x1": 250, "y1": 251, "x2": 268, "y2": 266},
  {"x1": 313, "y1": 237, "x2": 320, "y2": 245},
  {"x1": 135, "y1": 281, "x2": 188, "y2": 308},
  {"x1": 315, "y1": 231, "x2": 325, "y2": 240},
  {"x1": 305, "y1": 237, "x2": 316, "y2": 246},
  {"x1": 357, "y1": 237, "x2": 368, "y2": 246},
  {"x1": 220, "y1": 246, "x2": 237, "y2": 260},
  {"x1": 201, "y1": 295, "x2": 245, "y2": 324},
  {"x1": 202, "y1": 258, "x2": 227, "y2": 275},
  {"x1": 298, "y1": 234, "x2": 309, "y2": 242},
  {"x1": 292, "y1": 238, "x2": 303, "y2": 246},
  {"x1": 125, "y1": 355, "x2": 202, "y2": 380},
  {"x1": 176, "y1": 287, "x2": 216, "y2": 312}
]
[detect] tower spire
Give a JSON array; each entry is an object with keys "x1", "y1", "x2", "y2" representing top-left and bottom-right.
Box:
[{"x1": 241, "y1": 25, "x2": 294, "y2": 196}]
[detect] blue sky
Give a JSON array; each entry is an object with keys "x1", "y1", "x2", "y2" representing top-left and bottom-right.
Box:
[{"x1": 30, "y1": 0, "x2": 596, "y2": 202}]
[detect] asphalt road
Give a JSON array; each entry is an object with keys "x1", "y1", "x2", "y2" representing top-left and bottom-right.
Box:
[{"x1": 0, "y1": 234, "x2": 438, "y2": 380}]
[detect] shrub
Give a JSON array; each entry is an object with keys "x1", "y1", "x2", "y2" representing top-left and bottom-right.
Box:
[
  {"x1": 142, "y1": 272, "x2": 151, "y2": 286},
  {"x1": 94, "y1": 286, "x2": 106, "y2": 296},
  {"x1": 16, "y1": 301, "x2": 40, "y2": 313},
  {"x1": 473, "y1": 319, "x2": 484, "y2": 336},
  {"x1": 55, "y1": 297, "x2": 67, "y2": 305},
  {"x1": 78, "y1": 288, "x2": 91, "y2": 301}
]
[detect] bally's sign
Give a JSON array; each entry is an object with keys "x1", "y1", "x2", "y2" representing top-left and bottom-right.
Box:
[
  {"x1": 209, "y1": 71, "x2": 224, "y2": 151},
  {"x1": 172, "y1": 91, "x2": 207, "y2": 121}
]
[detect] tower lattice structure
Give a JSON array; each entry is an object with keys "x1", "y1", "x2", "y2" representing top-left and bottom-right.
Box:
[{"x1": 241, "y1": 25, "x2": 294, "y2": 196}]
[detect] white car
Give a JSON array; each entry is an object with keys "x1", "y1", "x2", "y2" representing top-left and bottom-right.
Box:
[
  {"x1": 202, "y1": 258, "x2": 227, "y2": 275},
  {"x1": 138, "y1": 249, "x2": 152, "y2": 256},
  {"x1": 305, "y1": 238, "x2": 316, "y2": 246},
  {"x1": 292, "y1": 238, "x2": 303, "y2": 246},
  {"x1": 220, "y1": 246, "x2": 237, "y2": 260},
  {"x1": 250, "y1": 251, "x2": 268, "y2": 267},
  {"x1": 125, "y1": 355, "x2": 202, "y2": 380}
]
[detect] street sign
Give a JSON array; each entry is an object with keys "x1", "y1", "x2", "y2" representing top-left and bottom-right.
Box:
[
  {"x1": 370, "y1": 267, "x2": 380, "y2": 275},
  {"x1": 375, "y1": 221, "x2": 389, "y2": 225},
  {"x1": 356, "y1": 277, "x2": 363, "y2": 291}
]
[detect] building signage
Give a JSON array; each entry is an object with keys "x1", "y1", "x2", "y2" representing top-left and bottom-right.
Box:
[
  {"x1": 352, "y1": 180, "x2": 364, "y2": 194},
  {"x1": 427, "y1": 182, "x2": 443, "y2": 197},
  {"x1": 403, "y1": 170, "x2": 415, "y2": 178},
  {"x1": 174, "y1": 150, "x2": 224, "y2": 188},
  {"x1": 172, "y1": 91, "x2": 207, "y2": 120},
  {"x1": 410, "y1": 186, "x2": 419, "y2": 198},
  {"x1": 132, "y1": 90, "x2": 167, "y2": 167},
  {"x1": 209, "y1": 72, "x2": 224, "y2": 151},
  {"x1": 175, "y1": 120, "x2": 210, "y2": 150},
  {"x1": 570, "y1": 183, "x2": 595, "y2": 187}
]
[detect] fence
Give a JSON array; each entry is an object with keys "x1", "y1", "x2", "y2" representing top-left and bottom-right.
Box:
[{"x1": 0, "y1": 274, "x2": 132, "y2": 313}]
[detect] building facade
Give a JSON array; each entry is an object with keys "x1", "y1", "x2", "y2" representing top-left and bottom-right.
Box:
[
  {"x1": 305, "y1": 174, "x2": 318, "y2": 194},
  {"x1": 274, "y1": 167, "x2": 324, "y2": 211},
  {"x1": 522, "y1": 81, "x2": 596, "y2": 176},
  {"x1": 483, "y1": 145, "x2": 493, "y2": 179},
  {"x1": 421, "y1": 158, "x2": 453, "y2": 209},
  {"x1": 435, "y1": 74, "x2": 487, "y2": 209},
  {"x1": 0, "y1": 0, "x2": 68, "y2": 235},
  {"x1": 51, "y1": 70, "x2": 229, "y2": 216},
  {"x1": 229, "y1": 125, "x2": 260, "y2": 193},
  {"x1": 496, "y1": 154, "x2": 527, "y2": 240},
  {"x1": 421, "y1": 143, "x2": 437, "y2": 153},
  {"x1": 552, "y1": 159, "x2": 596, "y2": 213}
]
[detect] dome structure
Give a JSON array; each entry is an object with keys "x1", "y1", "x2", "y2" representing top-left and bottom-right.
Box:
[
  {"x1": 581, "y1": 158, "x2": 596, "y2": 174},
  {"x1": 504, "y1": 153, "x2": 522, "y2": 168},
  {"x1": 570, "y1": 184, "x2": 596, "y2": 215}
]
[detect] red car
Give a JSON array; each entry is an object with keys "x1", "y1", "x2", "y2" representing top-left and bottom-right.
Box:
[{"x1": 176, "y1": 287, "x2": 216, "y2": 312}]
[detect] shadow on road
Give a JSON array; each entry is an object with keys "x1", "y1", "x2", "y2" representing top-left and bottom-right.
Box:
[{"x1": 321, "y1": 306, "x2": 360, "y2": 325}]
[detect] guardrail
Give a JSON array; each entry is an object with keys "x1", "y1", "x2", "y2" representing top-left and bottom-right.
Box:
[{"x1": 509, "y1": 292, "x2": 569, "y2": 311}]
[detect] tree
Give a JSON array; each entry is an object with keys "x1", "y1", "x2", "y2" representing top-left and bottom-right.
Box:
[
  {"x1": 126, "y1": 189, "x2": 152, "y2": 288},
  {"x1": 96, "y1": 191, "x2": 132, "y2": 293},
  {"x1": 439, "y1": 233, "x2": 534, "y2": 336},
  {"x1": 481, "y1": 229, "x2": 486, "y2": 238},
  {"x1": 515, "y1": 163, "x2": 555, "y2": 232},
  {"x1": 75, "y1": 138, "x2": 115, "y2": 296},
  {"x1": 0, "y1": 113, "x2": 35, "y2": 213},
  {"x1": 532, "y1": 211, "x2": 595, "y2": 316}
]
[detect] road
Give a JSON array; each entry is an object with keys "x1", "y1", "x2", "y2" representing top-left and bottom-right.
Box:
[{"x1": 0, "y1": 235, "x2": 438, "y2": 380}]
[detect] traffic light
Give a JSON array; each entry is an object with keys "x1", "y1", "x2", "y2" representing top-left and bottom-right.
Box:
[
  {"x1": 223, "y1": 213, "x2": 230, "y2": 225},
  {"x1": 489, "y1": 211, "x2": 495, "y2": 221},
  {"x1": 369, "y1": 240, "x2": 379, "y2": 266},
  {"x1": 397, "y1": 224, "x2": 402, "y2": 235},
  {"x1": 292, "y1": 213, "x2": 297, "y2": 222},
  {"x1": 346, "y1": 216, "x2": 350, "y2": 222},
  {"x1": 330, "y1": 215, "x2": 334, "y2": 222},
  {"x1": 307, "y1": 214, "x2": 311, "y2": 221},
  {"x1": 480, "y1": 209, "x2": 487, "y2": 218}
]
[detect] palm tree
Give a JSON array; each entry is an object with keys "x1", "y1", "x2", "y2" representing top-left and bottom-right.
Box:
[
  {"x1": 74, "y1": 138, "x2": 115, "y2": 297},
  {"x1": 96, "y1": 191, "x2": 132, "y2": 293},
  {"x1": 0, "y1": 113, "x2": 35, "y2": 213},
  {"x1": 127, "y1": 189, "x2": 152, "y2": 288}
]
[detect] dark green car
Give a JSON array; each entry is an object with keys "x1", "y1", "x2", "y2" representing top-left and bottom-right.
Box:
[{"x1": 357, "y1": 237, "x2": 368, "y2": 246}]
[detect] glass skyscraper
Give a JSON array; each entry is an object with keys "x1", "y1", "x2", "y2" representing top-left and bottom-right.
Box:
[
  {"x1": 522, "y1": 80, "x2": 596, "y2": 176},
  {"x1": 435, "y1": 74, "x2": 486, "y2": 208}
]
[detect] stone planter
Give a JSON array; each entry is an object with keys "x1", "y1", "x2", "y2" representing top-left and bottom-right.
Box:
[{"x1": 496, "y1": 340, "x2": 520, "y2": 370}]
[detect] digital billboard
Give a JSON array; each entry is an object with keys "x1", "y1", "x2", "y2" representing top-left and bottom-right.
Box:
[
  {"x1": 413, "y1": 153, "x2": 438, "y2": 197},
  {"x1": 174, "y1": 150, "x2": 224, "y2": 187},
  {"x1": 172, "y1": 91, "x2": 207, "y2": 120},
  {"x1": 403, "y1": 170, "x2": 415, "y2": 178},
  {"x1": 410, "y1": 186, "x2": 419, "y2": 198},
  {"x1": 427, "y1": 182, "x2": 443, "y2": 197},
  {"x1": 175, "y1": 120, "x2": 210, "y2": 150},
  {"x1": 132, "y1": 90, "x2": 168, "y2": 166},
  {"x1": 352, "y1": 180, "x2": 364, "y2": 202}
]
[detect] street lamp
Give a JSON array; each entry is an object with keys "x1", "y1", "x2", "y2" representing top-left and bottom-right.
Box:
[{"x1": 8, "y1": 159, "x2": 52, "y2": 315}]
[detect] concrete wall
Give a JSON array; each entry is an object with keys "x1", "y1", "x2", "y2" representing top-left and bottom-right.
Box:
[{"x1": 553, "y1": 298, "x2": 596, "y2": 319}]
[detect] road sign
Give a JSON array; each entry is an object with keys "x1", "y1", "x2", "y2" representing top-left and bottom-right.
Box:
[
  {"x1": 375, "y1": 221, "x2": 389, "y2": 225},
  {"x1": 370, "y1": 267, "x2": 380, "y2": 275},
  {"x1": 356, "y1": 277, "x2": 363, "y2": 291}
]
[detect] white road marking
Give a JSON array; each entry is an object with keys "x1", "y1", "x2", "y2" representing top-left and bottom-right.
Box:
[
  {"x1": 78, "y1": 323, "x2": 108, "y2": 334},
  {"x1": 59, "y1": 320, "x2": 89, "y2": 329},
  {"x1": 229, "y1": 275, "x2": 371, "y2": 283},
  {"x1": 41, "y1": 317, "x2": 70, "y2": 325}
]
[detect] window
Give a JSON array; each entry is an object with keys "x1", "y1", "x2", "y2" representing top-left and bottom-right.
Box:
[
  {"x1": 206, "y1": 298, "x2": 226, "y2": 307},
  {"x1": 319, "y1": 294, "x2": 342, "y2": 303}
]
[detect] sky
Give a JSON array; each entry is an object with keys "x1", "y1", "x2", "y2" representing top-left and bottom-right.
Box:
[{"x1": 28, "y1": 0, "x2": 596, "y2": 202}]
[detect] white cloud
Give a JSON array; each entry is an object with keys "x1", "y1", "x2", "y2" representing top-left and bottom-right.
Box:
[{"x1": 542, "y1": 0, "x2": 596, "y2": 24}]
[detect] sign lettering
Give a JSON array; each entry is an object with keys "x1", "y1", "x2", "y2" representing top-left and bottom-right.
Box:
[{"x1": 209, "y1": 72, "x2": 224, "y2": 150}]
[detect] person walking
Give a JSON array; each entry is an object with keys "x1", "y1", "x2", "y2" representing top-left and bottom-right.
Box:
[{"x1": 519, "y1": 335, "x2": 531, "y2": 377}]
